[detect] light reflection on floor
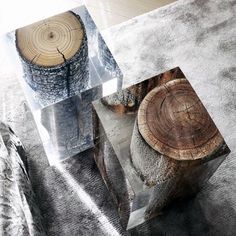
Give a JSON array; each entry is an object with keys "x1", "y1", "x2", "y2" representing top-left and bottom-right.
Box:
[{"x1": 56, "y1": 163, "x2": 122, "y2": 236}]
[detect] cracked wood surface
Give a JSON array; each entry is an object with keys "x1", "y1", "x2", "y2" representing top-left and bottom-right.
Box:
[
  {"x1": 0, "y1": 122, "x2": 46, "y2": 236},
  {"x1": 15, "y1": 11, "x2": 89, "y2": 107},
  {"x1": 16, "y1": 11, "x2": 84, "y2": 67},
  {"x1": 138, "y1": 78, "x2": 224, "y2": 160}
]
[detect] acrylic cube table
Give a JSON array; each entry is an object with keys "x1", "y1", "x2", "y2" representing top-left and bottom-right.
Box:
[
  {"x1": 3, "y1": 5, "x2": 123, "y2": 164},
  {"x1": 93, "y1": 67, "x2": 230, "y2": 229}
]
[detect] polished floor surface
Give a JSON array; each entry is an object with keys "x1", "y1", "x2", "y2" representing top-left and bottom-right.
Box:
[
  {"x1": 84, "y1": 0, "x2": 176, "y2": 30},
  {"x1": 0, "y1": 0, "x2": 176, "y2": 35}
]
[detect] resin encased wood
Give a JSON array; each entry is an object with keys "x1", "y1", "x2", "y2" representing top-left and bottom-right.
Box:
[
  {"x1": 15, "y1": 11, "x2": 89, "y2": 107},
  {"x1": 93, "y1": 67, "x2": 230, "y2": 229}
]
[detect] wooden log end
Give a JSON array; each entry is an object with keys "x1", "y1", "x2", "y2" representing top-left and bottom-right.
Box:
[
  {"x1": 138, "y1": 78, "x2": 224, "y2": 161},
  {"x1": 16, "y1": 11, "x2": 85, "y2": 67}
]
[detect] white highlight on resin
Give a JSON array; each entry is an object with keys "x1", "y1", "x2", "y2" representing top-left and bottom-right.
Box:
[
  {"x1": 56, "y1": 164, "x2": 121, "y2": 236},
  {"x1": 102, "y1": 77, "x2": 118, "y2": 97}
]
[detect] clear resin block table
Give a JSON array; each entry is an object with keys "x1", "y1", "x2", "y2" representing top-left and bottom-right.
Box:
[
  {"x1": 3, "y1": 5, "x2": 123, "y2": 164},
  {"x1": 93, "y1": 67, "x2": 230, "y2": 230}
]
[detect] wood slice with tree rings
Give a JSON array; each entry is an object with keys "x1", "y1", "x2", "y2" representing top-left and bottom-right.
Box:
[
  {"x1": 138, "y1": 78, "x2": 223, "y2": 160},
  {"x1": 15, "y1": 11, "x2": 89, "y2": 107}
]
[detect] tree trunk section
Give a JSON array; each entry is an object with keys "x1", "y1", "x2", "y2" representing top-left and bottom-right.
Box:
[
  {"x1": 15, "y1": 11, "x2": 89, "y2": 107},
  {"x1": 130, "y1": 78, "x2": 230, "y2": 217}
]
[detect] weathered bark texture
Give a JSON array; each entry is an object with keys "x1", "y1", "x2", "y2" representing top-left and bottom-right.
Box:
[
  {"x1": 0, "y1": 123, "x2": 45, "y2": 236},
  {"x1": 101, "y1": 76, "x2": 159, "y2": 114},
  {"x1": 15, "y1": 11, "x2": 89, "y2": 107},
  {"x1": 40, "y1": 85, "x2": 103, "y2": 160},
  {"x1": 41, "y1": 97, "x2": 80, "y2": 157},
  {"x1": 138, "y1": 78, "x2": 224, "y2": 160},
  {"x1": 130, "y1": 78, "x2": 230, "y2": 217}
]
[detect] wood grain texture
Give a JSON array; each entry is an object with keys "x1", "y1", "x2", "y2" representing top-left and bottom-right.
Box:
[
  {"x1": 130, "y1": 74, "x2": 230, "y2": 219},
  {"x1": 16, "y1": 12, "x2": 84, "y2": 67},
  {"x1": 138, "y1": 78, "x2": 223, "y2": 160},
  {"x1": 15, "y1": 11, "x2": 89, "y2": 107}
]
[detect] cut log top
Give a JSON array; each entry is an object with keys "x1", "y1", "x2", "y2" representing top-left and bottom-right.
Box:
[
  {"x1": 138, "y1": 78, "x2": 223, "y2": 161},
  {"x1": 16, "y1": 11, "x2": 84, "y2": 67}
]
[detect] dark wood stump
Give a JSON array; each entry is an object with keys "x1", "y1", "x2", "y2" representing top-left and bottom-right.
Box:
[
  {"x1": 130, "y1": 78, "x2": 230, "y2": 217},
  {"x1": 16, "y1": 11, "x2": 89, "y2": 106}
]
